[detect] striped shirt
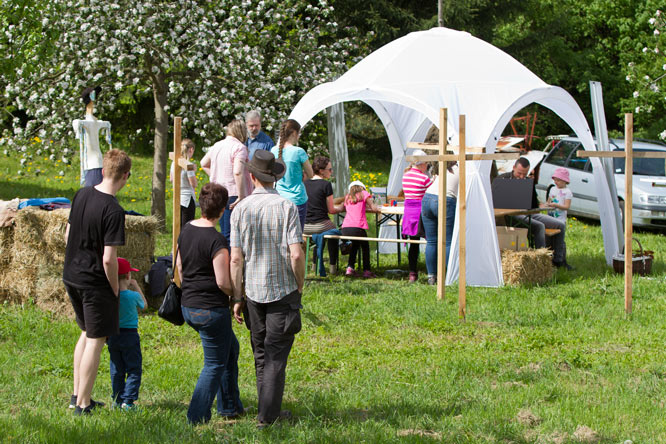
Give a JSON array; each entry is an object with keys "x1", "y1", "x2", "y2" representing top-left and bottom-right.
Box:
[
  {"x1": 230, "y1": 187, "x2": 302, "y2": 303},
  {"x1": 402, "y1": 167, "x2": 434, "y2": 200}
]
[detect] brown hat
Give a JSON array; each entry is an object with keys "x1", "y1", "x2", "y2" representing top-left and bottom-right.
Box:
[{"x1": 242, "y1": 150, "x2": 285, "y2": 182}]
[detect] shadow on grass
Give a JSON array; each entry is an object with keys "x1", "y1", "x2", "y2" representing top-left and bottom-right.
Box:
[{"x1": 0, "y1": 180, "x2": 77, "y2": 201}]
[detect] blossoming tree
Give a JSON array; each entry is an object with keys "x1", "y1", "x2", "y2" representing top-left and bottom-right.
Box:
[
  {"x1": 1, "y1": 0, "x2": 363, "y2": 226},
  {"x1": 625, "y1": 8, "x2": 666, "y2": 141}
]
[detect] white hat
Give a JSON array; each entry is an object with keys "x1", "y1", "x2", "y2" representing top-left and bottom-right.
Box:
[
  {"x1": 411, "y1": 149, "x2": 428, "y2": 165},
  {"x1": 348, "y1": 180, "x2": 366, "y2": 192}
]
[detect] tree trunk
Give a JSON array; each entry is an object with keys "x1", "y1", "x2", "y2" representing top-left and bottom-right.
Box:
[{"x1": 151, "y1": 72, "x2": 168, "y2": 231}]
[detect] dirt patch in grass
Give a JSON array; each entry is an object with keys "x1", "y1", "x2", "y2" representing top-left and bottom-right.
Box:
[
  {"x1": 397, "y1": 429, "x2": 442, "y2": 439},
  {"x1": 516, "y1": 408, "x2": 540, "y2": 427},
  {"x1": 573, "y1": 425, "x2": 599, "y2": 443}
]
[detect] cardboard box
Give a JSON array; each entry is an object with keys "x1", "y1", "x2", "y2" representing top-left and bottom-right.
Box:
[{"x1": 496, "y1": 226, "x2": 528, "y2": 251}]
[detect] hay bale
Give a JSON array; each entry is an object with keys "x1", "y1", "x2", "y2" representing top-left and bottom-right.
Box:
[
  {"x1": 502, "y1": 248, "x2": 555, "y2": 286},
  {"x1": 0, "y1": 208, "x2": 158, "y2": 311},
  {"x1": 0, "y1": 225, "x2": 15, "y2": 270},
  {"x1": 34, "y1": 275, "x2": 73, "y2": 318}
]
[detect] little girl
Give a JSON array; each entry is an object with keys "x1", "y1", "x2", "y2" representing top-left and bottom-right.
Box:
[
  {"x1": 547, "y1": 167, "x2": 572, "y2": 222},
  {"x1": 338, "y1": 180, "x2": 381, "y2": 278}
]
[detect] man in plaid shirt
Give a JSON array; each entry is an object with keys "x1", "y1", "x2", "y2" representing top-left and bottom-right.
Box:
[{"x1": 230, "y1": 150, "x2": 305, "y2": 428}]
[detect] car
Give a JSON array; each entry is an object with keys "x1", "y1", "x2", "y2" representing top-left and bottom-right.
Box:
[{"x1": 535, "y1": 136, "x2": 666, "y2": 229}]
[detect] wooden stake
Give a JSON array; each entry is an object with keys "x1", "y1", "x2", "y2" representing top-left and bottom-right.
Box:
[
  {"x1": 624, "y1": 113, "x2": 633, "y2": 314},
  {"x1": 172, "y1": 117, "x2": 182, "y2": 286},
  {"x1": 437, "y1": 109, "x2": 447, "y2": 300},
  {"x1": 458, "y1": 115, "x2": 467, "y2": 320}
]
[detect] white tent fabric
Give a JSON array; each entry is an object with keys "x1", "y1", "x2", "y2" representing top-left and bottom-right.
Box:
[{"x1": 289, "y1": 27, "x2": 619, "y2": 286}]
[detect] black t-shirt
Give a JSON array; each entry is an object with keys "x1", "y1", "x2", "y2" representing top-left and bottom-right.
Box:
[
  {"x1": 304, "y1": 178, "x2": 333, "y2": 223},
  {"x1": 63, "y1": 186, "x2": 125, "y2": 289},
  {"x1": 178, "y1": 223, "x2": 229, "y2": 309}
]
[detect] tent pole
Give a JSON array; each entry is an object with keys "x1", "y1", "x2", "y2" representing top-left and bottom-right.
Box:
[{"x1": 438, "y1": 0, "x2": 443, "y2": 27}]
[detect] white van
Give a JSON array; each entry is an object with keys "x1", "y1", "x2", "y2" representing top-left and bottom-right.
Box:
[{"x1": 535, "y1": 136, "x2": 666, "y2": 229}]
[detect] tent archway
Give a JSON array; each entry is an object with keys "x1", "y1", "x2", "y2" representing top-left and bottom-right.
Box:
[{"x1": 289, "y1": 27, "x2": 619, "y2": 287}]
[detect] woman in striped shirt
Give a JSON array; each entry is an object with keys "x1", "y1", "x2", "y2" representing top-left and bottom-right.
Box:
[{"x1": 401, "y1": 149, "x2": 434, "y2": 282}]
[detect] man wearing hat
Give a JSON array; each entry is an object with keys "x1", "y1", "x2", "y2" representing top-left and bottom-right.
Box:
[
  {"x1": 72, "y1": 86, "x2": 112, "y2": 187},
  {"x1": 229, "y1": 150, "x2": 305, "y2": 428}
]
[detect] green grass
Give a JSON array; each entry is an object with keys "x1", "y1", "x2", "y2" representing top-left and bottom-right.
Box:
[{"x1": 1, "y1": 152, "x2": 666, "y2": 443}]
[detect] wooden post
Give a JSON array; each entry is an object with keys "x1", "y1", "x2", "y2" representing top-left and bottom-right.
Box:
[
  {"x1": 437, "y1": 109, "x2": 447, "y2": 300},
  {"x1": 458, "y1": 115, "x2": 466, "y2": 320},
  {"x1": 624, "y1": 113, "x2": 633, "y2": 314},
  {"x1": 172, "y1": 117, "x2": 182, "y2": 286}
]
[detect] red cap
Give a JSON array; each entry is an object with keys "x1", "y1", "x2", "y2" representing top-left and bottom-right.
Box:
[{"x1": 118, "y1": 257, "x2": 139, "y2": 275}]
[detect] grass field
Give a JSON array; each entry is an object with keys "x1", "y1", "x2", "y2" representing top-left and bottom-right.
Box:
[{"x1": 1, "y1": 151, "x2": 665, "y2": 443}]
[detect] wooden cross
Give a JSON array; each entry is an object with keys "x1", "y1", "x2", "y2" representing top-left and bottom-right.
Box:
[
  {"x1": 577, "y1": 113, "x2": 666, "y2": 314},
  {"x1": 406, "y1": 108, "x2": 519, "y2": 320},
  {"x1": 167, "y1": 116, "x2": 194, "y2": 285}
]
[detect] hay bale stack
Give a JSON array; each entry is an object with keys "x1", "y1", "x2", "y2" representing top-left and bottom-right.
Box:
[
  {"x1": 0, "y1": 208, "x2": 158, "y2": 315},
  {"x1": 502, "y1": 248, "x2": 555, "y2": 286}
]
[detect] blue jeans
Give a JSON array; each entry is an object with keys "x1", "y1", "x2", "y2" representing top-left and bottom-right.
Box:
[
  {"x1": 297, "y1": 203, "x2": 307, "y2": 232},
  {"x1": 219, "y1": 196, "x2": 238, "y2": 246},
  {"x1": 182, "y1": 306, "x2": 243, "y2": 424},
  {"x1": 421, "y1": 194, "x2": 457, "y2": 276},
  {"x1": 107, "y1": 329, "x2": 142, "y2": 405}
]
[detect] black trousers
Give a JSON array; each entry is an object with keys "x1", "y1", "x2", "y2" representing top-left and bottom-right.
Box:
[
  {"x1": 406, "y1": 235, "x2": 420, "y2": 273},
  {"x1": 246, "y1": 290, "x2": 302, "y2": 424},
  {"x1": 341, "y1": 227, "x2": 370, "y2": 271},
  {"x1": 181, "y1": 197, "x2": 196, "y2": 227}
]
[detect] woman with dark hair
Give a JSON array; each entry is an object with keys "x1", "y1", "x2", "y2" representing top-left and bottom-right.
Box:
[
  {"x1": 176, "y1": 182, "x2": 244, "y2": 424},
  {"x1": 304, "y1": 156, "x2": 342, "y2": 275},
  {"x1": 271, "y1": 119, "x2": 314, "y2": 230}
]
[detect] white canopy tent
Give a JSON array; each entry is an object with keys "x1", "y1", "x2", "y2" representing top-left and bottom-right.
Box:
[{"x1": 289, "y1": 27, "x2": 620, "y2": 286}]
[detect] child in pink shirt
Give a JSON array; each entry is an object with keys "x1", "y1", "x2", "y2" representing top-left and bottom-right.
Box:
[{"x1": 337, "y1": 180, "x2": 381, "y2": 278}]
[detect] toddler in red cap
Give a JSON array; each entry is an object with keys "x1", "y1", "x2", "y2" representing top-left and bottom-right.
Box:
[
  {"x1": 106, "y1": 257, "x2": 147, "y2": 410},
  {"x1": 547, "y1": 167, "x2": 572, "y2": 222}
]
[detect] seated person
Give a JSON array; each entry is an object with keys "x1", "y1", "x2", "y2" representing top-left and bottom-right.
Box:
[{"x1": 496, "y1": 157, "x2": 571, "y2": 270}]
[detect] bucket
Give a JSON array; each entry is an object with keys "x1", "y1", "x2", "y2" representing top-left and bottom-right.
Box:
[{"x1": 612, "y1": 238, "x2": 653, "y2": 276}]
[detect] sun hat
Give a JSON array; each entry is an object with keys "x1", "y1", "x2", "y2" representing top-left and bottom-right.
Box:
[
  {"x1": 118, "y1": 257, "x2": 139, "y2": 276},
  {"x1": 348, "y1": 180, "x2": 366, "y2": 192},
  {"x1": 552, "y1": 167, "x2": 570, "y2": 184},
  {"x1": 242, "y1": 150, "x2": 285, "y2": 182},
  {"x1": 411, "y1": 149, "x2": 428, "y2": 165}
]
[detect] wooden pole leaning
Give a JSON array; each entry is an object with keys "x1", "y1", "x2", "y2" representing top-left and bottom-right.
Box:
[
  {"x1": 172, "y1": 117, "x2": 182, "y2": 286},
  {"x1": 457, "y1": 115, "x2": 467, "y2": 320}
]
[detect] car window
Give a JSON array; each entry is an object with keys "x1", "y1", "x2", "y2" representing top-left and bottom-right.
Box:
[
  {"x1": 568, "y1": 146, "x2": 589, "y2": 171},
  {"x1": 613, "y1": 149, "x2": 666, "y2": 176},
  {"x1": 547, "y1": 141, "x2": 578, "y2": 166}
]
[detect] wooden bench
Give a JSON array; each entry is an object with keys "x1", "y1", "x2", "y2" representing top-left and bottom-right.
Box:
[
  {"x1": 302, "y1": 233, "x2": 426, "y2": 275},
  {"x1": 544, "y1": 228, "x2": 561, "y2": 237}
]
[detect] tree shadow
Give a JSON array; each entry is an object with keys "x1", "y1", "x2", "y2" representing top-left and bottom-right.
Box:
[{"x1": 0, "y1": 180, "x2": 76, "y2": 201}]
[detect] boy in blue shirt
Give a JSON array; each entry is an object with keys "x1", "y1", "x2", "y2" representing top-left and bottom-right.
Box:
[{"x1": 107, "y1": 257, "x2": 147, "y2": 409}]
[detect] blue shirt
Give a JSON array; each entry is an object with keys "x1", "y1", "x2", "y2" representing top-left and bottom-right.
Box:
[
  {"x1": 118, "y1": 289, "x2": 145, "y2": 329},
  {"x1": 247, "y1": 131, "x2": 275, "y2": 160},
  {"x1": 271, "y1": 145, "x2": 309, "y2": 206}
]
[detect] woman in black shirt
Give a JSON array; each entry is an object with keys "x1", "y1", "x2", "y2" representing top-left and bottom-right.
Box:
[
  {"x1": 303, "y1": 156, "x2": 342, "y2": 275},
  {"x1": 176, "y1": 183, "x2": 243, "y2": 424}
]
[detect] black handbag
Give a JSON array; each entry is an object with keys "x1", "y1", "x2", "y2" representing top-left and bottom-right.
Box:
[{"x1": 158, "y1": 248, "x2": 185, "y2": 326}]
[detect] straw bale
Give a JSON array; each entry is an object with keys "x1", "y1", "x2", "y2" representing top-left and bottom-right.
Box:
[
  {"x1": 34, "y1": 275, "x2": 73, "y2": 318},
  {"x1": 1, "y1": 209, "x2": 158, "y2": 312},
  {"x1": 0, "y1": 267, "x2": 37, "y2": 304},
  {"x1": 502, "y1": 248, "x2": 555, "y2": 286},
  {"x1": 0, "y1": 225, "x2": 15, "y2": 269}
]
